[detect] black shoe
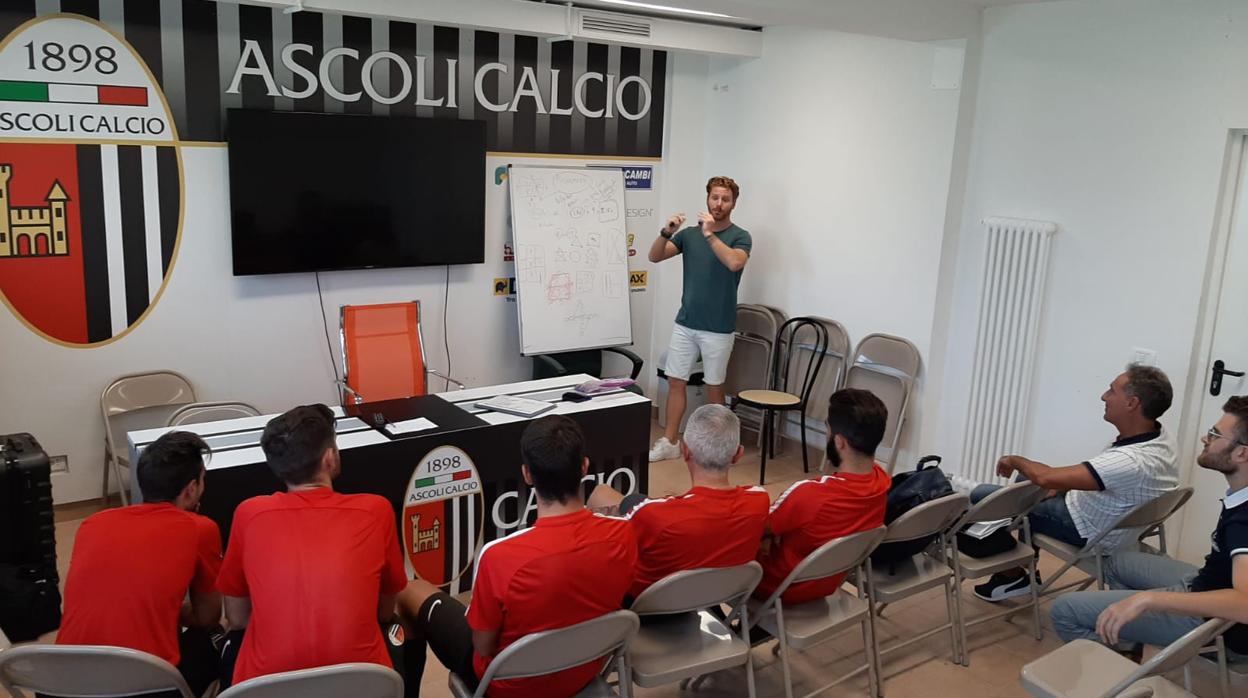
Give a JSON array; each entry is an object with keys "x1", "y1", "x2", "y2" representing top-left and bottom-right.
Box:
[{"x1": 973, "y1": 570, "x2": 1038, "y2": 602}]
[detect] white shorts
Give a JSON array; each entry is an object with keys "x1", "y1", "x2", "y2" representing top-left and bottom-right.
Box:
[{"x1": 664, "y1": 324, "x2": 735, "y2": 385}]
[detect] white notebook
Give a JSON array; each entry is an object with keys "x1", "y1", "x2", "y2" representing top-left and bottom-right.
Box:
[{"x1": 475, "y1": 395, "x2": 556, "y2": 418}]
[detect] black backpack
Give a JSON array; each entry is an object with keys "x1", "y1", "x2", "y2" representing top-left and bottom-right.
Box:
[{"x1": 869, "y1": 456, "x2": 955, "y2": 573}]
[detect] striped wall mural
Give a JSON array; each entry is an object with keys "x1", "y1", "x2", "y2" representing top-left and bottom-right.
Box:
[{"x1": 0, "y1": 0, "x2": 669, "y2": 157}]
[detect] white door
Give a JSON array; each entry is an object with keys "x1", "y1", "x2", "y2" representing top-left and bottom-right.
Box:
[{"x1": 1175, "y1": 139, "x2": 1248, "y2": 564}]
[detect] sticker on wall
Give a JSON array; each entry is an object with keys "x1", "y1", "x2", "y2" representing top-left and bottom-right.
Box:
[
  {"x1": 402, "y1": 445, "x2": 484, "y2": 586},
  {"x1": 503, "y1": 242, "x2": 514, "y2": 262},
  {"x1": 0, "y1": 15, "x2": 184, "y2": 347},
  {"x1": 494, "y1": 166, "x2": 509, "y2": 185},
  {"x1": 621, "y1": 166, "x2": 653, "y2": 190},
  {"x1": 492, "y1": 277, "x2": 516, "y2": 296},
  {"x1": 626, "y1": 233, "x2": 636, "y2": 257},
  {"x1": 629, "y1": 270, "x2": 647, "y2": 291}
]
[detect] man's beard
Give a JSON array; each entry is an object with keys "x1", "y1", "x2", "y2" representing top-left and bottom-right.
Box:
[
  {"x1": 826, "y1": 439, "x2": 841, "y2": 469},
  {"x1": 1197, "y1": 449, "x2": 1234, "y2": 474}
]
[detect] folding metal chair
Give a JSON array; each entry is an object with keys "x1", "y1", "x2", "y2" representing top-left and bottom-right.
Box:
[
  {"x1": 339, "y1": 301, "x2": 463, "y2": 405},
  {"x1": 101, "y1": 370, "x2": 196, "y2": 505},
  {"x1": 0, "y1": 644, "x2": 194, "y2": 697},
  {"x1": 728, "y1": 304, "x2": 784, "y2": 452},
  {"x1": 166, "y1": 401, "x2": 262, "y2": 426},
  {"x1": 1028, "y1": 487, "x2": 1195, "y2": 598},
  {"x1": 1021, "y1": 617, "x2": 1234, "y2": 698},
  {"x1": 448, "y1": 610, "x2": 640, "y2": 698},
  {"x1": 858, "y1": 493, "x2": 971, "y2": 675},
  {"x1": 748, "y1": 526, "x2": 888, "y2": 698},
  {"x1": 217, "y1": 662, "x2": 403, "y2": 698},
  {"x1": 628, "y1": 563, "x2": 763, "y2": 697},
  {"x1": 844, "y1": 334, "x2": 921, "y2": 473},
  {"x1": 938, "y1": 482, "x2": 1047, "y2": 662}
]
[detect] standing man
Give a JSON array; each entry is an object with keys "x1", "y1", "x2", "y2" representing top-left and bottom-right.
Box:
[{"x1": 648, "y1": 176, "x2": 752, "y2": 462}]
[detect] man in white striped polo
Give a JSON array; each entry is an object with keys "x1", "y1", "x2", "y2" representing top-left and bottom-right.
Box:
[{"x1": 973, "y1": 364, "x2": 1179, "y2": 602}]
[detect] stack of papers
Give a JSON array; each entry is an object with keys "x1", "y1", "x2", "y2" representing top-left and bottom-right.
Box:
[{"x1": 382, "y1": 417, "x2": 439, "y2": 435}]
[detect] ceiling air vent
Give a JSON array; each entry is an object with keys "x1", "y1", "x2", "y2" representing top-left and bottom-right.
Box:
[{"x1": 578, "y1": 10, "x2": 653, "y2": 39}]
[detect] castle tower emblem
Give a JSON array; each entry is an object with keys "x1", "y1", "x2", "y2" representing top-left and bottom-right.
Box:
[{"x1": 0, "y1": 164, "x2": 70, "y2": 258}]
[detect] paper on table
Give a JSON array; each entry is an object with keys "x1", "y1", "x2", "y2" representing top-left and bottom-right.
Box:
[
  {"x1": 383, "y1": 417, "x2": 438, "y2": 435},
  {"x1": 962, "y1": 518, "x2": 1012, "y2": 539}
]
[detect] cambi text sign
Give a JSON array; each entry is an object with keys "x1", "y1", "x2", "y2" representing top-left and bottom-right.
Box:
[{"x1": 0, "y1": 15, "x2": 183, "y2": 346}]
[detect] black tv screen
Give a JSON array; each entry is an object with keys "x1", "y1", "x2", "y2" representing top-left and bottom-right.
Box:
[{"x1": 227, "y1": 110, "x2": 486, "y2": 275}]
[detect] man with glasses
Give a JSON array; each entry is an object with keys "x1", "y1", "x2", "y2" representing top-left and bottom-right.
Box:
[
  {"x1": 57, "y1": 431, "x2": 223, "y2": 697},
  {"x1": 1049, "y1": 396, "x2": 1248, "y2": 661}
]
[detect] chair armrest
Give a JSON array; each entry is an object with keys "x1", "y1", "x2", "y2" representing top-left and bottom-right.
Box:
[
  {"x1": 534, "y1": 354, "x2": 569, "y2": 377},
  {"x1": 336, "y1": 380, "x2": 364, "y2": 405},
  {"x1": 426, "y1": 368, "x2": 466, "y2": 390},
  {"x1": 603, "y1": 347, "x2": 644, "y2": 380}
]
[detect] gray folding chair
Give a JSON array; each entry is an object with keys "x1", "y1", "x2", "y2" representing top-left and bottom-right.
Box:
[
  {"x1": 1021, "y1": 617, "x2": 1234, "y2": 698},
  {"x1": 939, "y1": 481, "x2": 1047, "y2": 662},
  {"x1": 748, "y1": 526, "x2": 888, "y2": 698},
  {"x1": 1139, "y1": 487, "x2": 1193, "y2": 556},
  {"x1": 0, "y1": 644, "x2": 194, "y2": 697},
  {"x1": 449, "y1": 610, "x2": 640, "y2": 698},
  {"x1": 844, "y1": 334, "x2": 921, "y2": 473},
  {"x1": 1114, "y1": 676, "x2": 1201, "y2": 698},
  {"x1": 858, "y1": 493, "x2": 971, "y2": 676},
  {"x1": 217, "y1": 662, "x2": 402, "y2": 698},
  {"x1": 628, "y1": 563, "x2": 763, "y2": 697},
  {"x1": 729, "y1": 304, "x2": 783, "y2": 453},
  {"x1": 101, "y1": 370, "x2": 196, "y2": 505},
  {"x1": 167, "y1": 401, "x2": 262, "y2": 427},
  {"x1": 1029, "y1": 487, "x2": 1195, "y2": 598}
]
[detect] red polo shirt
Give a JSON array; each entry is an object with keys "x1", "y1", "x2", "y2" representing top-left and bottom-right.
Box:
[
  {"x1": 58, "y1": 503, "x2": 222, "y2": 665},
  {"x1": 216, "y1": 488, "x2": 407, "y2": 683},
  {"x1": 625, "y1": 485, "x2": 770, "y2": 598},
  {"x1": 754, "y1": 466, "x2": 890, "y2": 604},
  {"x1": 466, "y1": 509, "x2": 637, "y2": 698}
]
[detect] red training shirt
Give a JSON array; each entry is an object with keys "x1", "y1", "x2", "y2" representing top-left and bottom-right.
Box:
[
  {"x1": 467, "y1": 509, "x2": 637, "y2": 698},
  {"x1": 216, "y1": 488, "x2": 407, "y2": 683},
  {"x1": 58, "y1": 503, "x2": 222, "y2": 665},
  {"x1": 754, "y1": 466, "x2": 890, "y2": 604},
  {"x1": 624, "y1": 485, "x2": 769, "y2": 598}
]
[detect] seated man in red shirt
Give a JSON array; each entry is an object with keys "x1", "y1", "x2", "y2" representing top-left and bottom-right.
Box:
[
  {"x1": 587, "y1": 403, "x2": 769, "y2": 599},
  {"x1": 217, "y1": 404, "x2": 407, "y2": 686},
  {"x1": 58, "y1": 431, "x2": 222, "y2": 697},
  {"x1": 753, "y1": 388, "x2": 892, "y2": 606},
  {"x1": 397, "y1": 415, "x2": 638, "y2": 698}
]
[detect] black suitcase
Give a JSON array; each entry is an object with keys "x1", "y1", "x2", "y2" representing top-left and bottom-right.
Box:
[{"x1": 0, "y1": 433, "x2": 61, "y2": 642}]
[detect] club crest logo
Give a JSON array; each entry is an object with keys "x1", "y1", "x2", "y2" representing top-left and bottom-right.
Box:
[
  {"x1": 402, "y1": 445, "x2": 484, "y2": 586},
  {"x1": 0, "y1": 14, "x2": 183, "y2": 346}
]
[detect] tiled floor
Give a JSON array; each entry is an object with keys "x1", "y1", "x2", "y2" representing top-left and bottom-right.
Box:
[{"x1": 45, "y1": 420, "x2": 1079, "y2": 697}]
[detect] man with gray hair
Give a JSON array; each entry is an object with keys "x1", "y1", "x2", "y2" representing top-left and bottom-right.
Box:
[
  {"x1": 974, "y1": 364, "x2": 1180, "y2": 602},
  {"x1": 589, "y1": 404, "x2": 769, "y2": 598}
]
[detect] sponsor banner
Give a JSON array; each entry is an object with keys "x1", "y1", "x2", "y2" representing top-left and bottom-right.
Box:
[
  {"x1": 0, "y1": 4, "x2": 669, "y2": 157},
  {"x1": 492, "y1": 276, "x2": 516, "y2": 296},
  {"x1": 630, "y1": 269, "x2": 647, "y2": 290},
  {"x1": 621, "y1": 165, "x2": 652, "y2": 189},
  {"x1": 0, "y1": 16, "x2": 183, "y2": 346},
  {"x1": 402, "y1": 445, "x2": 484, "y2": 586}
]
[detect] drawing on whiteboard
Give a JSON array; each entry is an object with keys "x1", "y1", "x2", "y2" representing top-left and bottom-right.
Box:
[
  {"x1": 576, "y1": 272, "x2": 594, "y2": 293},
  {"x1": 547, "y1": 273, "x2": 574, "y2": 301},
  {"x1": 607, "y1": 232, "x2": 626, "y2": 264},
  {"x1": 597, "y1": 200, "x2": 620, "y2": 222},
  {"x1": 556, "y1": 172, "x2": 590, "y2": 194},
  {"x1": 565, "y1": 300, "x2": 599, "y2": 334},
  {"x1": 517, "y1": 245, "x2": 546, "y2": 284},
  {"x1": 570, "y1": 205, "x2": 588, "y2": 220},
  {"x1": 604, "y1": 273, "x2": 624, "y2": 298}
]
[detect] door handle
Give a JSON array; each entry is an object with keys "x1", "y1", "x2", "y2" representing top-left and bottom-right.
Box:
[{"x1": 1210, "y1": 359, "x2": 1245, "y2": 397}]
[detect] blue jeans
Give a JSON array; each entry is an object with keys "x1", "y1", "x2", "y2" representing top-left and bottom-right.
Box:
[
  {"x1": 969, "y1": 484, "x2": 1088, "y2": 548},
  {"x1": 1049, "y1": 551, "x2": 1201, "y2": 648}
]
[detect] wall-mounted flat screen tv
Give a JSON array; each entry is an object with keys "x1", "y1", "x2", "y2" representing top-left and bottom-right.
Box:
[{"x1": 227, "y1": 110, "x2": 486, "y2": 275}]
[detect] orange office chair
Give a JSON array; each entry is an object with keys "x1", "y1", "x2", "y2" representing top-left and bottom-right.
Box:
[{"x1": 339, "y1": 301, "x2": 464, "y2": 405}]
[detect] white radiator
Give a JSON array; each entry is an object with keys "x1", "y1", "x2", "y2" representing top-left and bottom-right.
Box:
[{"x1": 961, "y1": 217, "x2": 1057, "y2": 484}]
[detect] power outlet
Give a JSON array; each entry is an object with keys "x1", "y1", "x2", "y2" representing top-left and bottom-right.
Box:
[
  {"x1": 1131, "y1": 347, "x2": 1157, "y2": 366},
  {"x1": 50, "y1": 455, "x2": 68, "y2": 474}
]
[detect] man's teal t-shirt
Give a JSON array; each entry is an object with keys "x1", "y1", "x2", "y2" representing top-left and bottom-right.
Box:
[{"x1": 671, "y1": 223, "x2": 752, "y2": 334}]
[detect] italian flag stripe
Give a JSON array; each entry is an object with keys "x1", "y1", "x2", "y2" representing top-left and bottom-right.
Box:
[
  {"x1": 412, "y1": 470, "x2": 473, "y2": 489},
  {"x1": 0, "y1": 80, "x2": 148, "y2": 106}
]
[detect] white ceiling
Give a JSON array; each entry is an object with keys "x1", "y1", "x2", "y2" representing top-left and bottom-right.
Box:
[{"x1": 570, "y1": 0, "x2": 1056, "y2": 41}]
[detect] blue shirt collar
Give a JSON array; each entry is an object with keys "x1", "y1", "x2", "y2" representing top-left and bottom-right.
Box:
[{"x1": 1225, "y1": 486, "x2": 1248, "y2": 510}]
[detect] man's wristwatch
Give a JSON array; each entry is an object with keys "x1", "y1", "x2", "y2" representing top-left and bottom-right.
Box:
[{"x1": 660, "y1": 228, "x2": 673, "y2": 239}]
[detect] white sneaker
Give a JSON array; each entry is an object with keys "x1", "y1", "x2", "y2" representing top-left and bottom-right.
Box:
[{"x1": 648, "y1": 437, "x2": 681, "y2": 462}]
